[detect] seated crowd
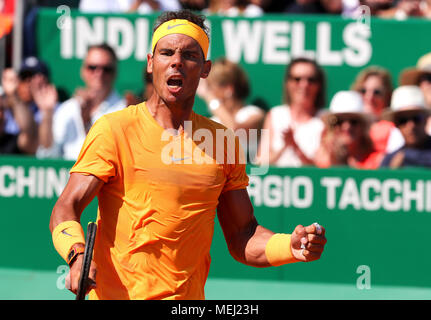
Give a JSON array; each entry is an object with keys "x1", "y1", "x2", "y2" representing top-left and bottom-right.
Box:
[
  {"x1": 1, "y1": 43, "x2": 431, "y2": 170},
  {"x1": 2, "y1": 0, "x2": 431, "y2": 169}
]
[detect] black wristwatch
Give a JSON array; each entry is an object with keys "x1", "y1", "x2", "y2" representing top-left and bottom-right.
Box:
[{"x1": 67, "y1": 247, "x2": 85, "y2": 266}]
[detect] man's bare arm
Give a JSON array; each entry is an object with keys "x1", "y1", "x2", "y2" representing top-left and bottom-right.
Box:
[
  {"x1": 217, "y1": 189, "x2": 327, "y2": 267},
  {"x1": 217, "y1": 189, "x2": 274, "y2": 267},
  {"x1": 49, "y1": 173, "x2": 103, "y2": 231},
  {"x1": 50, "y1": 173, "x2": 103, "y2": 295}
]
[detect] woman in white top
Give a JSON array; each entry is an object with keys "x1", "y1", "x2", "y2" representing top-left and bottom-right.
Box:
[
  {"x1": 256, "y1": 57, "x2": 326, "y2": 167},
  {"x1": 197, "y1": 58, "x2": 265, "y2": 162}
]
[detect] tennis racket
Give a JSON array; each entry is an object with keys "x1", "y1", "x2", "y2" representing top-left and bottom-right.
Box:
[{"x1": 76, "y1": 222, "x2": 97, "y2": 300}]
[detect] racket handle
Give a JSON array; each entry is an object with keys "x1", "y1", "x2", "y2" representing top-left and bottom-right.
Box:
[{"x1": 76, "y1": 222, "x2": 97, "y2": 300}]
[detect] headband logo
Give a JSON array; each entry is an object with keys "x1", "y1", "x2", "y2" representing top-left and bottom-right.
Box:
[{"x1": 167, "y1": 24, "x2": 187, "y2": 30}]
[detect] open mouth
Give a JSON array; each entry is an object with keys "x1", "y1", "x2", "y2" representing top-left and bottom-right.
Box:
[{"x1": 167, "y1": 76, "x2": 183, "y2": 88}]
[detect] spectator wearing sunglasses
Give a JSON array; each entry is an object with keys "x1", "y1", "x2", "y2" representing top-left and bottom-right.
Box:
[
  {"x1": 37, "y1": 43, "x2": 126, "y2": 160},
  {"x1": 380, "y1": 86, "x2": 431, "y2": 168},
  {"x1": 315, "y1": 91, "x2": 383, "y2": 169},
  {"x1": 351, "y1": 66, "x2": 404, "y2": 155},
  {"x1": 399, "y1": 52, "x2": 431, "y2": 135},
  {"x1": 256, "y1": 57, "x2": 325, "y2": 167}
]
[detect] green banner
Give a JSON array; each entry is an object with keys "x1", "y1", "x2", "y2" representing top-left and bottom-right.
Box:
[
  {"x1": 36, "y1": 9, "x2": 431, "y2": 116},
  {"x1": 2, "y1": 156, "x2": 431, "y2": 290}
]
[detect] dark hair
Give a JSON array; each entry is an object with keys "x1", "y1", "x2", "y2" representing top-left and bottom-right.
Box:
[
  {"x1": 153, "y1": 10, "x2": 209, "y2": 38},
  {"x1": 284, "y1": 57, "x2": 326, "y2": 110},
  {"x1": 152, "y1": 10, "x2": 210, "y2": 60},
  {"x1": 86, "y1": 43, "x2": 118, "y2": 67}
]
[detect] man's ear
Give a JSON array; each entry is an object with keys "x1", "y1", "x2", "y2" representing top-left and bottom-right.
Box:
[
  {"x1": 147, "y1": 53, "x2": 153, "y2": 74},
  {"x1": 201, "y1": 60, "x2": 211, "y2": 79}
]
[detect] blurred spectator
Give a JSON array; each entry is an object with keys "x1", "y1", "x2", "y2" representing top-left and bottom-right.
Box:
[
  {"x1": 344, "y1": 0, "x2": 395, "y2": 17},
  {"x1": 285, "y1": 0, "x2": 327, "y2": 14},
  {"x1": 205, "y1": 0, "x2": 264, "y2": 16},
  {"x1": 351, "y1": 66, "x2": 404, "y2": 154},
  {"x1": 320, "y1": 0, "x2": 343, "y2": 14},
  {"x1": 399, "y1": 52, "x2": 431, "y2": 134},
  {"x1": 266, "y1": 0, "x2": 294, "y2": 12},
  {"x1": 37, "y1": 44, "x2": 126, "y2": 160},
  {"x1": 0, "y1": 72, "x2": 38, "y2": 154},
  {"x1": 361, "y1": 0, "x2": 394, "y2": 14},
  {"x1": 3, "y1": 57, "x2": 53, "y2": 135},
  {"x1": 380, "y1": 85, "x2": 431, "y2": 168},
  {"x1": 284, "y1": 0, "x2": 342, "y2": 14},
  {"x1": 256, "y1": 57, "x2": 325, "y2": 167},
  {"x1": 179, "y1": 0, "x2": 208, "y2": 11},
  {"x1": 1, "y1": 58, "x2": 58, "y2": 154},
  {"x1": 379, "y1": 0, "x2": 427, "y2": 19},
  {"x1": 315, "y1": 91, "x2": 383, "y2": 169},
  {"x1": 249, "y1": 0, "x2": 274, "y2": 12},
  {"x1": 197, "y1": 58, "x2": 265, "y2": 162},
  {"x1": 79, "y1": 0, "x2": 181, "y2": 13},
  {"x1": 424, "y1": 0, "x2": 431, "y2": 17}
]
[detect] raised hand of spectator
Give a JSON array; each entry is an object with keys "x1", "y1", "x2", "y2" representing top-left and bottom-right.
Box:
[{"x1": 30, "y1": 74, "x2": 58, "y2": 112}]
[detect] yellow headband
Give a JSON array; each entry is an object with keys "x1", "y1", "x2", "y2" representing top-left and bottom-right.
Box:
[{"x1": 151, "y1": 19, "x2": 209, "y2": 59}]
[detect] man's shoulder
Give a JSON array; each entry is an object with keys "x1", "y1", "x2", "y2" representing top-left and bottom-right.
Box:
[{"x1": 102, "y1": 103, "x2": 140, "y2": 123}]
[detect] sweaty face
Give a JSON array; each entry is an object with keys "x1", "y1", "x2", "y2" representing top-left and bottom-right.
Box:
[{"x1": 148, "y1": 33, "x2": 210, "y2": 107}]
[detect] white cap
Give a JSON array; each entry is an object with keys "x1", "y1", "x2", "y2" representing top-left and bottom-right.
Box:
[
  {"x1": 329, "y1": 91, "x2": 364, "y2": 114},
  {"x1": 390, "y1": 85, "x2": 426, "y2": 112},
  {"x1": 382, "y1": 85, "x2": 429, "y2": 122}
]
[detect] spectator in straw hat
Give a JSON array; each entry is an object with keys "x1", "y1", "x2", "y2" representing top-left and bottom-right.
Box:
[
  {"x1": 315, "y1": 90, "x2": 384, "y2": 169},
  {"x1": 380, "y1": 85, "x2": 431, "y2": 168},
  {"x1": 399, "y1": 52, "x2": 431, "y2": 134}
]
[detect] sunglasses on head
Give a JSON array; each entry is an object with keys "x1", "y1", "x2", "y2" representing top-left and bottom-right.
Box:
[
  {"x1": 85, "y1": 64, "x2": 115, "y2": 74},
  {"x1": 419, "y1": 73, "x2": 431, "y2": 84},
  {"x1": 395, "y1": 113, "x2": 426, "y2": 126},
  {"x1": 359, "y1": 88, "x2": 384, "y2": 96},
  {"x1": 288, "y1": 76, "x2": 319, "y2": 84}
]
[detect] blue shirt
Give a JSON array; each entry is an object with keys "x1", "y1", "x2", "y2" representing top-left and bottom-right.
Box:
[{"x1": 380, "y1": 137, "x2": 431, "y2": 168}]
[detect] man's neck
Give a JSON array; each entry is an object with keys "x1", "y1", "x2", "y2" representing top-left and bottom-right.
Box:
[{"x1": 146, "y1": 95, "x2": 194, "y2": 132}]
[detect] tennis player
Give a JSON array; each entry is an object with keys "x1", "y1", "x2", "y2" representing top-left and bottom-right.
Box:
[{"x1": 49, "y1": 10, "x2": 327, "y2": 300}]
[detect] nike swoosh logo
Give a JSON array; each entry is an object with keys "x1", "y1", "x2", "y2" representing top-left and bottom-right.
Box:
[
  {"x1": 167, "y1": 24, "x2": 186, "y2": 30},
  {"x1": 171, "y1": 156, "x2": 191, "y2": 162},
  {"x1": 61, "y1": 229, "x2": 73, "y2": 237}
]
